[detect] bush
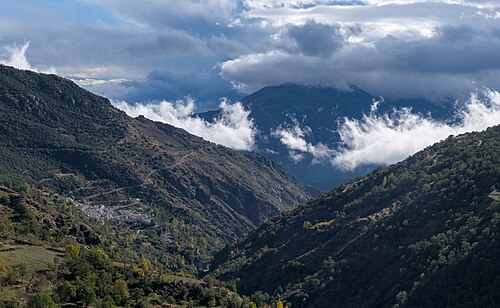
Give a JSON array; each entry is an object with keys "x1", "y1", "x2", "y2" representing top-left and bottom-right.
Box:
[{"x1": 27, "y1": 293, "x2": 56, "y2": 308}]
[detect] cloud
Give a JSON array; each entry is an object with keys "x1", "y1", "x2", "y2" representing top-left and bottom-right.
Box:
[
  {"x1": 273, "y1": 118, "x2": 336, "y2": 164},
  {"x1": 221, "y1": 2, "x2": 500, "y2": 99},
  {"x1": 209, "y1": 34, "x2": 251, "y2": 57},
  {"x1": 84, "y1": 0, "x2": 238, "y2": 32},
  {"x1": 284, "y1": 21, "x2": 355, "y2": 56},
  {"x1": 126, "y1": 30, "x2": 210, "y2": 56},
  {"x1": 333, "y1": 89, "x2": 500, "y2": 169},
  {"x1": 243, "y1": 0, "x2": 356, "y2": 9},
  {"x1": 0, "y1": 41, "x2": 57, "y2": 74},
  {"x1": 242, "y1": 0, "x2": 500, "y2": 9},
  {"x1": 113, "y1": 98, "x2": 256, "y2": 150},
  {"x1": 1, "y1": 41, "x2": 32, "y2": 70},
  {"x1": 220, "y1": 50, "x2": 341, "y2": 93},
  {"x1": 273, "y1": 89, "x2": 500, "y2": 170},
  {"x1": 220, "y1": 20, "x2": 500, "y2": 99},
  {"x1": 3, "y1": 0, "x2": 500, "y2": 104},
  {"x1": 118, "y1": 70, "x2": 238, "y2": 109},
  {"x1": 361, "y1": 0, "x2": 499, "y2": 7}
]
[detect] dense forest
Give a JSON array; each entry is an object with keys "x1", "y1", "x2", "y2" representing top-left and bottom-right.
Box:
[{"x1": 212, "y1": 125, "x2": 500, "y2": 307}]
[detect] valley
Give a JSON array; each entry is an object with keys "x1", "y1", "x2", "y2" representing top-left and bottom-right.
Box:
[
  {"x1": 199, "y1": 84, "x2": 452, "y2": 190},
  {"x1": 211, "y1": 125, "x2": 500, "y2": 307},
  {"x1": 1, "y1": 1, "x2": 500, "y2": 307},
  {"x1": 0, "y1": 66, "x2": 498, "y2": 307}
]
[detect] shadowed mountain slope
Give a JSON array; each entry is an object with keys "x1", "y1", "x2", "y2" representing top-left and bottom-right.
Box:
[
  {"x1": 212, "y1": 125, "x2": 500, "y2": 307},
  {"x1": 200, "y1": 84, "x2": 451, "y2": 190},
  {"x1": 0, "y1": 65, "x2": 310, "y2": 242}
]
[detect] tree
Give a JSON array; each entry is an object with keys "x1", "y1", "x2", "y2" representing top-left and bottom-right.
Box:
[
  {"x1": 3, "y1": 266, "x2": 19, "y2": 285},
  {"x1": 58, "y1": 281, "x2": 76, "y2": 302},
  {"x1": 97, "y1": 296, "x2": 116, "y2": 308},
  {"x1": 139, "y1": 257, "x2": 152, "y2": 272},
  {"x1": 65, "y1": 243, "x2": 81, "y2": 258},
  {"x1": 76, "y1": 280, "x2": 96, "y2": 307},
  {"x1": 27, "y1": 293, "x2": 56, "y2": 308},
  {"x1": 251, "y1": 291, "x2": 270, "y2": 307},
  {"x1": 131, "y1": 288, "x2": 145, "y2": 306},
  {"x1": 303, "y1": 221, "x2": 313, "y2": 229},
  {"x1": 85, "y1": 247, "x2": 112, "y2": 271},
  {"x1": 113, "y1": 279, "x2": 129, "y2": 304}
]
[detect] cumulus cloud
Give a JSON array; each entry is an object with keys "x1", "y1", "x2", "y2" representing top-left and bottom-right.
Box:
[
  {"x1": 220, "y1": 21, "x2": 500, "y2": 98},
  {"x1": 3, "y1": 0, "x2": 500, "y2": 103},
  {"x1": 274, "y1": 89, "x2": 500, "y2": 170},
  {"x1": 113, "y1": 98, "x2": 256, "y2": 150},
  {"x1": 243, "y1": 0, "x2": 353, "y2": 9},
  {"x1": 222, "y1": 1, "x2": 500, "y2": 99},
  {"x1": 242, "y1": 0, "x2": 500, "y2": 9},
  {"x1": 0, "y1": 41, "x2": 57, "y2": 74},
  {"x1": 362, "y1": 0, "x2": 499, "y2": 7},
  {"x1": 284, "y1": 21, "x2": 355, "y2": 56}
]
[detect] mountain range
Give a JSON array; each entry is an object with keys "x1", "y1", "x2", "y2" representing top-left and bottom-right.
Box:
[
  {"x1": 0, "y1": 65, "x2": 498, "y2": 307},
  {"x1": 211, "y1": 125, "x2": 500, "y2": 307},
  {"x1": 200, "y1": 83, "x2": 452, "y2": 190},
  {"x1": 0, "y1": 64, "x2": 310, "y2": 243}
]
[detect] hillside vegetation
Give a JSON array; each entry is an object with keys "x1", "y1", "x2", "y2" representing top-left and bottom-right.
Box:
[
  {"x1": 212, "y1": 125, "x2": 500, "y2": 308},
  {"x1": 0, "y1": 185, "x2": 259, "y2": 307},
  {"x1": 0, "y1": 64, "x2": 309, "y2": 244}
]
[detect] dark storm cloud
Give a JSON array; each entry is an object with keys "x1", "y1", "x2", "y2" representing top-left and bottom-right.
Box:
[
  {"x1": 126, "y1": 31, "x2": 210, "y2": 57},
  {"x1": 285, "y1": 21, "x2": 355, "y2": 57},
  {"x1": 2, "y1": 0, "x2": 500, "y2": 104},
  {"x1": 119, "y1": 70, "x2": 239, "y2": 109},
  {"x1": 388, "y1": 26, "x2": 500, "y2": 74},
  {"x1": 209, "y1": 34, "x2": 251, "y2": 57}
]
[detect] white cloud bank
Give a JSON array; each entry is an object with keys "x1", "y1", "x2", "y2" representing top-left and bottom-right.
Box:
[
  {"x1": 113, "y1": 99, "x2": 256, "y2": 150},
  {"x1": 0, "y1": 41, "x2": 57, "y2": 74},
  {"x1": 274, "y1": 89, "x2": 500, "y2": 170}
]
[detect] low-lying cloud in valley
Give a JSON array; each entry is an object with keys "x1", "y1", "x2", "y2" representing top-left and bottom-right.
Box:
[
  {"x1": 113, "y1": 99, "x2": 256, "y2": 151},
  {"x1": 274, "y1": 89, "x2": 500, "y2": 170}
]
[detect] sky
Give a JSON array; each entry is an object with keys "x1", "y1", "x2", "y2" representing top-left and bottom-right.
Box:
[
  {"x1": 1, "y1": 0, "x2": 500, "y2": 169},
  {"x1": 1, "y1": 0, "x2": 500, "y2": 109}
]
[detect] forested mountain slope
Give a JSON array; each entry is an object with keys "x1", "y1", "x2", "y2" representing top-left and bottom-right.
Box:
[
  {"x1": 212, "y1": 125, "x2": 500, "y2": 308},
  {"x1": 0, "y1": 65, "x2": 310, "y2": 243}
]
